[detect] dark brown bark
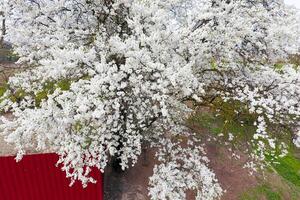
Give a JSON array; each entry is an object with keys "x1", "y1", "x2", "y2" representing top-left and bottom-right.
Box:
[{"x1": 0, "y1": 11, "x2": 5, "y2": 48}]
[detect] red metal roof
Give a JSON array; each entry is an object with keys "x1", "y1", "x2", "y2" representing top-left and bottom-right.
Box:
[{"x1": 0, "y1": 153, "x2": 103, "y2": 200}]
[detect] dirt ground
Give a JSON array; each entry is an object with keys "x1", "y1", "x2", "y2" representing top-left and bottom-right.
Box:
[
  {"x1": 104, "y1": 149, "x2": 157, "y2": 200},
  {"x1": 0, "y1": 112, "x2": 16, "y2": 156},
  {"x1": 103, "y1": 143, "x2": 259, "y2": 200},
  {"x1": 206, "y1": 144, "x2": 258, "y2": 200},
  {"x1": 0, "y1": 135, "x2": 15, "y2": 156}
]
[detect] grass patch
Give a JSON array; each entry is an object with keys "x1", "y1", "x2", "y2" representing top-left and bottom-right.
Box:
[
  {"x1": 188, "y1": 108, "x2": 256, "y2": 146},
  {"x1": 240, "y1": 184, "x2": 282, "y2": 200},
  {"x1": 188, "y1": 111, "x2": 223, "y2": 135},
  {"x1": 267, "y1": 154, "x2": 300, "y2": 188},
  {"x1": 0, "y1": 85, "x2": 7, "y2": 97}
]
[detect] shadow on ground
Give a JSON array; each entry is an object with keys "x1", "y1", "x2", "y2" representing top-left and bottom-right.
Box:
[{"x1": 104, "y1": 149, "x2": 156, "y2": 200}]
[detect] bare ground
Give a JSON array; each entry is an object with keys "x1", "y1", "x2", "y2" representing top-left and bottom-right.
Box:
[
  {"x1": 103, "y1": 143, "x2": 260, "y2": 200},
  {"x1": 206, "y1": 144, "x2": 258, "y2": 200},
  {"x1": 0, "y1": 135, "x2": 15, "y2": 156}
]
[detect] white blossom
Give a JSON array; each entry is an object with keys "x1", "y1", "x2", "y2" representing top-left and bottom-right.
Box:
[{"x1": 0, "y1": 0, "x2": 300, "y2": 199}]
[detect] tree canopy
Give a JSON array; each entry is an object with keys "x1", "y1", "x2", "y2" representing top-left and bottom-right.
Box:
[{"x1": 0, "y1": 0, "x2": 300, "y2": 199}]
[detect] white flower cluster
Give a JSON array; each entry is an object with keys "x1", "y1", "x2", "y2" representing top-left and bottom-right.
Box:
[
  {"x1": 0, "y1": 0, "x2": 299, "y2": 199},
  {"x1": 293, "y1": 128, "x2": 300, "y2": 148},
  {"x1": 149, "y1": 139, "x2": 222, "y2": 200}
]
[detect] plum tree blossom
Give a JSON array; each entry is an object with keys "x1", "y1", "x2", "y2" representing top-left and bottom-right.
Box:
[
  {"x1": 149, "y1": 138, "x2": 222, "y2": 200},
  {"x1": 0, "y1": 0, "x2": 300, "y2": 199}
]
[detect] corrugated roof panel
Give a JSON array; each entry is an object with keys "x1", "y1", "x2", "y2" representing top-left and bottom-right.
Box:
[{"x1": 0, "y1": 153, "x2": 103, "y2": 200}]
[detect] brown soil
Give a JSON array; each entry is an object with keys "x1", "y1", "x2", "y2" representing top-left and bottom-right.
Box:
[
  {"x1": 206, "y1": 143, "x2": 258, "y2": 200},
  {"x1": 0, "y1": 113, "x2": 16, "y2": 156},
  {"x1": 0, "y1": 135, "x2": 15, "y2": 156},
  {"x1": 104, "y1": 148, "x2": 157, "y2": 200},
  {"x1": 103, "y1": 142, "x2": 259, "y2": 200}
]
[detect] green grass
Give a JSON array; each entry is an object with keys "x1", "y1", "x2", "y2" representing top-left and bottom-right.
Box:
[
  {"x1": 240, "y1": 184, "x2": 282, "y2": 200},
  {"x1": 267, "y1": 154, "x2": 300, "y2": 188},
  {"x1": 188, "y1": 112, "x2": 223, "y2": 135},
  {"x1": 0, "y1": 85, "x2": 7, "y2": 97},
  {"x1": 188, "y1": 108, "x2": 256, "y2": 146}
]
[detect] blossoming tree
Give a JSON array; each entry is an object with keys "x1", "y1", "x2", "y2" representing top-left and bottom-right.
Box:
[{"x1": 0, "y1": 0, "x2": 300, "y2": 199}]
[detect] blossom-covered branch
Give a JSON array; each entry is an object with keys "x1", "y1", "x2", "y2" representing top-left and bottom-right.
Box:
[{"x1": 0, "y1": 0, "x2": 299, "y2": 199}]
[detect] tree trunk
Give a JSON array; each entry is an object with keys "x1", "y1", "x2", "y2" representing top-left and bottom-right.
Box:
[{"x1": 0, "y1": 12, "x2": 5, "y2": 48}]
